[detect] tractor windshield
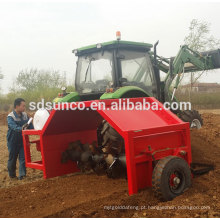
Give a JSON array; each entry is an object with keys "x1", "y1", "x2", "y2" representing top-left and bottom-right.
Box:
[
  {"x1": 119, "y1": 50, "x2": 155, "y2": 95},
  {"x1": 76, "y1": 51, "x2": 113, "y2": 93}
]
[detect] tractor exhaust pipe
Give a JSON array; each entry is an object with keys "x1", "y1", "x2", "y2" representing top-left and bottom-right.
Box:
[{"x1": 154, "y1": 40, "x2": 159, "y2": 65}]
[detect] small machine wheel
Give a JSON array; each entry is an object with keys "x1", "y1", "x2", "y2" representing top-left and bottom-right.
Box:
[
  {"x1": 179, "y1": 110, "x2": 203, "y2": 129},
  {"x1": 152, "y1": 156, "x2": 191, "y2": 201}
]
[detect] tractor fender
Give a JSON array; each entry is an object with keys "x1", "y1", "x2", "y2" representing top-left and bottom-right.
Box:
[
  {"x1": 53, "y1": 92, "x2": 81, "y2": 103},
  {"x1": 100, "y1": 86, "x2": 150, "y2": 99}
]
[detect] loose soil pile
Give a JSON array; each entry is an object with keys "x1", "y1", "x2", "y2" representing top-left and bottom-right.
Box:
[{"x1": 0, "y1": 111, "x2": 219, "y2": 217}]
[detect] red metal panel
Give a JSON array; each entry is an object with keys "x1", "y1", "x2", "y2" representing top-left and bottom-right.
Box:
[
  {"x1": 96, "y1": 98, "x2": 185, "y2": 133},
  {"x1": 95, "y1": 98, "x2": 191, "y2": 195},
  {"x1": 123, "y1": 132, "x2": 138, "y2": 195},
  {"x1": 22, "y1": 133, "x2": 45, "y2": 173},
  {"x1": 41, "y1": 130, "x2": 97, "y2": 178},
  {"x1": 23, "y1": 135, "x2": 31, "y2": 164},
  {"x1": 133, "y1": 130, "x2": 186, "y2": 156},
  {"x1": 22, "y1": 97, "x2": 191, "y2": 196},
  {"x1": 43, "y1": 109, "x2": 102, "y2": 135},
  {"x1": 23, "y1": 106, "x2": 103, "y2": 178},
  {"x1": 27, "y1": 161, "x2": 44, "y2": 170}
]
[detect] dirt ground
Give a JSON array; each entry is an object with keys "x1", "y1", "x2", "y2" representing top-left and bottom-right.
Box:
[{"x1": 0, "y1": 110, "x2": 219, "y2": 218}]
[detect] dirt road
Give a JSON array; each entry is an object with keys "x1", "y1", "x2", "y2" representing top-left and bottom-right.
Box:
[{"x1": 0, "y1": 111, "x2": 219, "y2": 217}]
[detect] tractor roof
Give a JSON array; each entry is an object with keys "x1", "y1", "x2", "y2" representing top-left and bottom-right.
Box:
[{"x1": 73, "y1": 40, "x2": 153, "y2": 56}]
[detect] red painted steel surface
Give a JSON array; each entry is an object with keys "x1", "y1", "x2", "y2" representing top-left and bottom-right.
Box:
[{"x1": 22, "y1": 97, "x2": 191, "y2": 195}]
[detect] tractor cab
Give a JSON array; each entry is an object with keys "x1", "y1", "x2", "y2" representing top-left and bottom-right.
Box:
[
  {"x1": 74, "y1": 34, "x2": 159, "y2": 101},
  {"x1": 54, "y1": 32, "x2": 161, "y2": 103}
]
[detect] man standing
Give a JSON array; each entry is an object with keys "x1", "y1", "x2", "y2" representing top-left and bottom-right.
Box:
[{"x1": 7, "y1": 98, "x2": 33, "y2": 180}]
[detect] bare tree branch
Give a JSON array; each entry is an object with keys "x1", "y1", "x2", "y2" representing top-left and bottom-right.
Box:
[{"x1": 183, "y1": 19, "x2": 220, "y2": 98}]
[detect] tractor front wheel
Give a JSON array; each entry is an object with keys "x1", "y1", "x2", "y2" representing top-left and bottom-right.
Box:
[
  {"x1": 152, "y1": 156, "x2": 191, "y2": 201},
  {"x1": 179, "y1": 110, "x2": 203, "y2": 129}
]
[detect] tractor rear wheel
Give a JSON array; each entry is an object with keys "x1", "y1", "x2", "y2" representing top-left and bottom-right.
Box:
[
  {"x1": 179, "y1": 110, "x2": 203, "y2": 129},
  {"x1": 99, "y1": 120, "x2": 126, "y2": 178},
  {"x1": 100, "y1": 120, "x2": 124, "y2": 155},
  {"x1": 152, "y1": 156, "x2": 191, "y2": 201}
]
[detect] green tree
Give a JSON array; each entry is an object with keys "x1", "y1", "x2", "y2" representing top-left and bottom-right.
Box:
[
  {"x1": 6, "y1": 68, "x2": 69, "y2": 104},
  {"x1": 16, "y1": 68, "x2": 67, "y2": 91}
]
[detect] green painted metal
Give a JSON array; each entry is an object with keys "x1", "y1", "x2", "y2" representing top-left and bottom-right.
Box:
[
  {"x1": 54, "y1": 92, "x2": 81, "y2": 103},
  {"x1": 149, "y1": 52, "x2": 170, "y2": 73},
  {"x1": 100, "y1": 92, "x2": 115, "y2": 100},
  {"x1": 166, "y1": 46, "x2": 213, "y2": 85},
  {"x1": 73, "y1": 40, "x2": 153, "y2": 55},
  {"x1": 163, "y1": 45, "x2": 215, "y2": 101},
  {"x1": 100, "y1": 86, "x2": 150, "y2": 100},
  {"x1": 54, "y1": 40, "x2": 219, "y2": 105},
  {"x1": 53, "y1": 97, "x2": 62, "y2": 103},
  {"x1": 154, "y1": 45, "x2": 217, "y2": 76}
]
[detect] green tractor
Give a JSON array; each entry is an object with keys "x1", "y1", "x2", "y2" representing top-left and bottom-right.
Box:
[
  {"x1": 51, "y1": 32, "x2": 220, "y2": 189},
  {"x1": 54, "y1": 32, "x2": 220, "y2": 129}
]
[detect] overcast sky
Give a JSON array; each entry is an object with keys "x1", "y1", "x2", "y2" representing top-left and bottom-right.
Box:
[{"x1": 0, "y1": 0, "x2": 220, "y2": 94}]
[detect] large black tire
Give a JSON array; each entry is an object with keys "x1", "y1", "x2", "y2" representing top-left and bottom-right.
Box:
[
  {"x1": 99, "y1": 120, "x2": 126, "y2": 178},
  {"x1": 179, "y1": 110, "x2": 203, "y2": 129},
  {"x1": 152, "y1": 156, "x2": 191, "y2": 201},
  {"x1": 100, "y1": 120, "x2": 124, "y2": 155}
]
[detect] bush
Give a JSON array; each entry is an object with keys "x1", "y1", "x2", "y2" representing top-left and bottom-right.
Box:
[
  {"x1": 0, "y1": 86, "x2": 75, "y2": 111},
  {"x1": 0, "y1": 68, "x2": 75, "y2": 111}
]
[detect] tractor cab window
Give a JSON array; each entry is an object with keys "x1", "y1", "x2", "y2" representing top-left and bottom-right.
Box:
[
  {"x1": 76, "y1": 51, "x2": 113, "y2": 93},
  {"x1": 119, "y1": 50, "x2": 155, "y2": 95}
]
